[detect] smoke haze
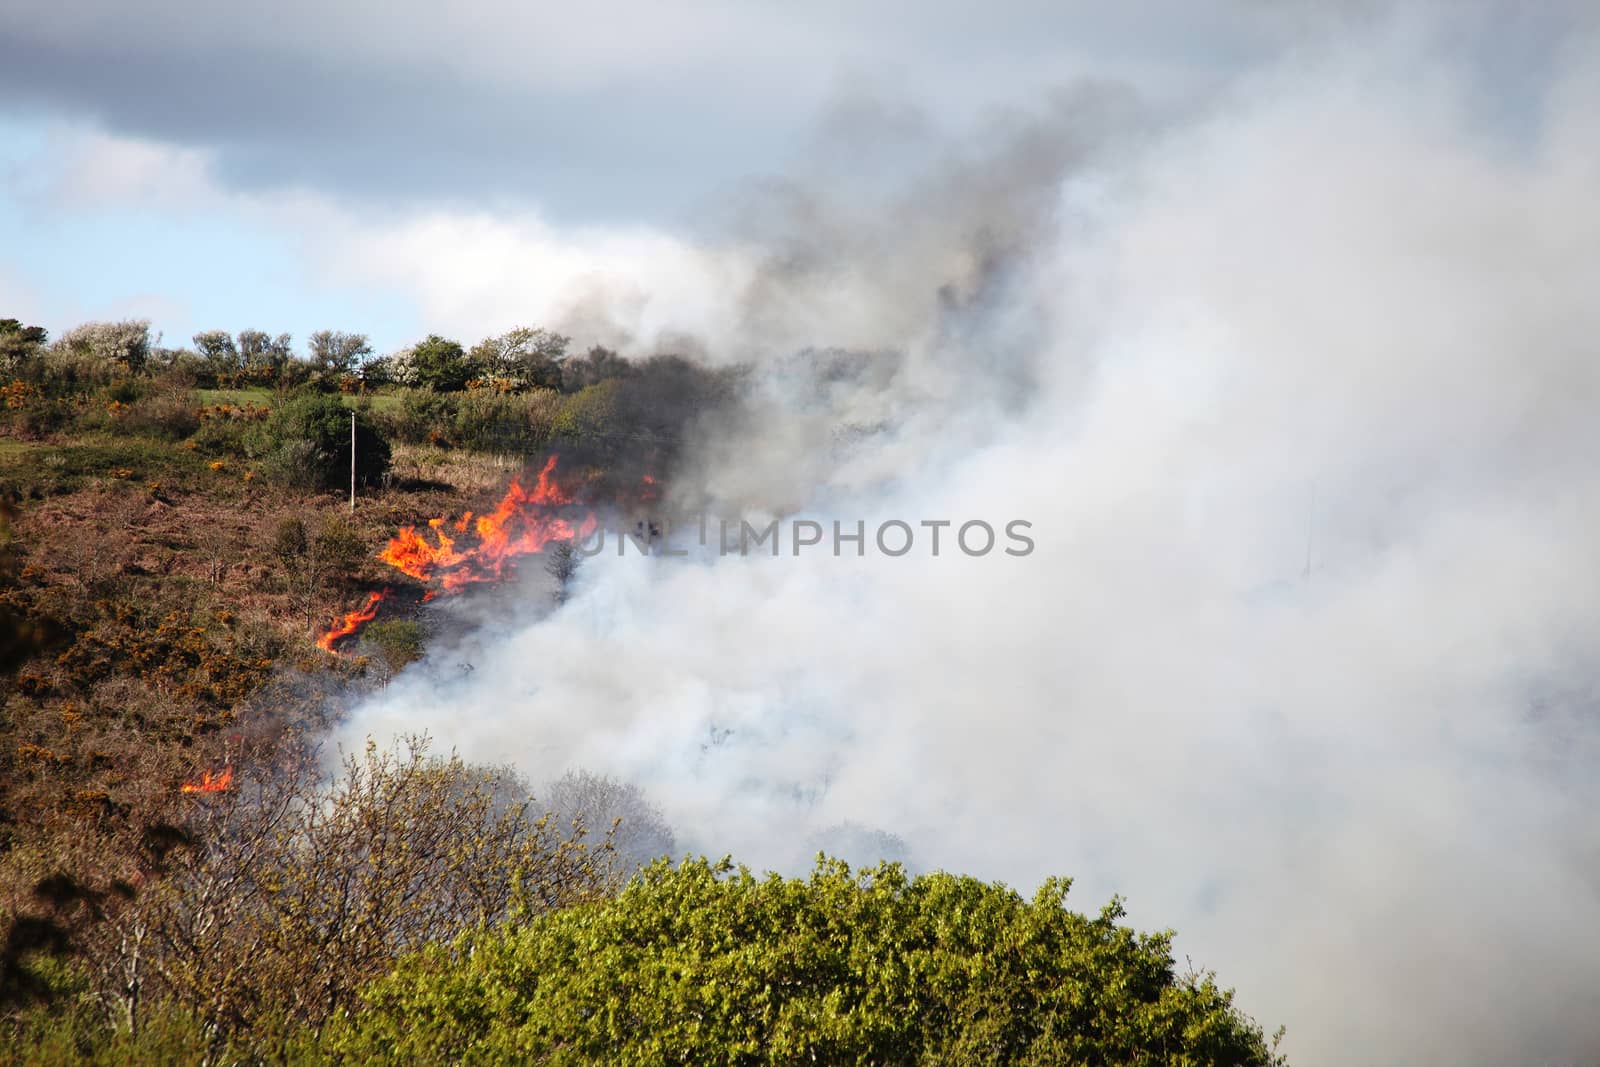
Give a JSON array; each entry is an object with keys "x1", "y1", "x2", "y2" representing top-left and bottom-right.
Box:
[{"x1": 342, "y1": 14, "x2": 1600, "y2": 1065}]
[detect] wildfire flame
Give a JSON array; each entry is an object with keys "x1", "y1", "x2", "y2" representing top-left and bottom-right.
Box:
[
  {"x1": 315, "y1": 454, "x2": 648, "y2": 651},
  {"x1": 181, "y1": 766, "x2": 233, "y2": 794},
  {"x1": 316, "y1": 589, "x2": 388, "y2": 652},
  {"x1": 377, "y1": 454, "x2": 598, "y2": 595}
]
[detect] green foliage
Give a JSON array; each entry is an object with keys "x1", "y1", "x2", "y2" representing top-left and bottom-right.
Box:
[
  {"x1": 4, "y1": 997, "x2": 224, "y2": 1067},
  {"x1": 187, "y1": 411, "x2": 253, "y2": 457},
  {"x1": 409, "y1": 335, "x2": 474, "y2": 393},
  {"x1": 257, "y1": 394, "x2": 391, "y2": 490},
  {"x1": 191, "y1": 329, "x2": 240, "y2": 379},
  {"x1": 550, "y1": 379, "x2": 621, "y2": 445},
  {"x1": 236, "y1": 328, "x2": 293, "y2": 376},
  {"x1": 54, "y1": 321, "x2": 152, "y2": 377},
  {"x1": 468, "y1": 326, "x2": 569, "y2": 390},
  {"x1": 0, "y1": 318, "x2": 49, "y2": 376},
  {"x1": 454, "y1": 389, "x2": 549, "y2": 454},
  {"x1": 329, "y1": 857, "x2": 1282, "y2": 1067},
  {"x1": 309, "y1": 330, "x2": 373, "y2": 377},
  {"x1": 117, "y1": 386, "x2": 200, "y2": 442},
  {"x1": 0, "y1": 436, "x2": 211, "y2": 498},
  {"x1": 383, "y1": 387, "x2": 458, "y2": 446},
  {"x1": 361, "y1": 619, "x2": 424, "y2": 672},
  {"x1": 272, "y1": 513, "x2": 368, "y2": 630},
  {"x1": 380, "y1": 387, "x2": 563, "y2": 455},
  {"x1": 559, "y1": 345, "x2": 631, "y2": 393}
]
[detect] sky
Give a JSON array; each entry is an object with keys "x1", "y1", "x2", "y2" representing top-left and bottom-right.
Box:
[{"x1": 0, "y1": 1, "x2": 1328, "y2": 354}]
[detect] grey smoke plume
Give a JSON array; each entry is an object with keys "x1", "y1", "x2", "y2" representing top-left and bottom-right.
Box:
[{"x1": 343, "y1": 14, "x2": 1600, "y2": 1065}]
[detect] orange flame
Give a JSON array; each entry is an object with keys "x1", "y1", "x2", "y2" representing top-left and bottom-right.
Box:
[
  {"x1": 377, "y1": 454, "x2": 598, "y2": 596},
  {"x1": 181, "y1": 766, "x2": 233, "y2": 794},
  {"x1": 316, "y1": 590, "x2": 388, "y2": 652},
  {"x1": 317, "y1": 455, "x2": 651, "y2": 650}
]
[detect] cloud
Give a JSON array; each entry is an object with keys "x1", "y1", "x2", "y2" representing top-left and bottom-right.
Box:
[
  {"x1": 341, "y1": 19, "x2": 1600, "y2": 1066},
  {"x1": 0, "y1": 0, "x2": 1298, "y2": 217},
  {"x1": 1, "y1": 121, "x2": 763, "y2": 352}
]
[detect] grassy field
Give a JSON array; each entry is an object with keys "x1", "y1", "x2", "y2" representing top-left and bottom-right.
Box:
[
  {"x1": 345, "y1": 391, "x2": 402, "y2": 412},
  {"x1": 194, "y1": 386, "x2": 402, "y2": 413},
  {"x1": 196, "y1": 386, "x2": 275, "y2": 407}
]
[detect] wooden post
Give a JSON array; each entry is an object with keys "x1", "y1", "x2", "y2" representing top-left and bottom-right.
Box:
[{"x1": 350, "y1": 412, "x2": 357, "y2": 512}]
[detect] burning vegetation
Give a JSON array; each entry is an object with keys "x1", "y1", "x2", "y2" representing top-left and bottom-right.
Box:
[
  {"x1": 179, "y1": 766, "x2": 233, "y2": 794},
  {"x1": 0, "y1": 317, "x2": 1282, "y2": 1066},
  {"x1": 316, "y1": 453, "x2": 658, "y2": 652}
]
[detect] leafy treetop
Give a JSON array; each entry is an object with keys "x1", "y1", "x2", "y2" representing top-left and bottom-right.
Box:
[{"x1": 329, "y1": 856, "x2": 1284, "y2": 1066}]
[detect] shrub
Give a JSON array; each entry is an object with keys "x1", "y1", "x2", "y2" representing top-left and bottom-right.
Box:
[
  {"x1": 361, "y1": 619, "x2": 424, "y2": 672},
  {"x1": 453, "y1": 390, "x2": 534, "y2": 454},
  {"x1": 90, "y1": 739, "x2": 614, "y2": 1047},
  {"x1": 54, "y1": 321, "x2": 152, "y2": 377},
  {"x1": 121, "y1": 388, "x2": 200, "y2": 441},
  {"x1": 468, "y1": 326, "x2": 568, "y2": 390},
  {"x1": 188, "y1": 413, "x2": 252, "y2": 457},
  {"x1": 550, "y1": 379, "x2": 620, "y2": 446},
  {"x1": 255, "y1": 394, "x2": 391, "y2": 491},
  {"x1": 523, "y1": 387, "x2": 562, "y2": 444},
  {"x1": 382, "y1": 388, "x2": 457, "y2": 446},
  {"x1": 0, "y1": 319, "x2": 48, "y2": 378},
  {"x1": 329, "y1": 858, "x2": 1283, "y2": 1066},
  {"x1": 559, "y1": 344, "x2": 632, "y2": 393},
  {"x1": 409, "y1": 335, "x2": 474, "y2": 393}
]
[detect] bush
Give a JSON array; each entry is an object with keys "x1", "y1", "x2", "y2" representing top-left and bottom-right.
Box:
[
  {"x1": 559, "y1": 345, "x2": 631, "y2": 393},
  {"x1": 453, "y1": 390, "x2": 541, "y2": 454},
  {"x1": 523, "y1": 387, "x2": 562, "y2": 444},
  {"x1": 255, "y1": 394, "x2": 390, "y2": 491},
  {"x1": 54, "y1": 320, "x2": 152, "y2": 377},
  {"x1": 0, "y1": 319, "x2": 48, "y2": 378},
  {"x1": 409, "y1": 335, "x2": 474, "y2": 393},
  {"x1": 382, "y1": 388, "x2": 457, "y2": 446},
  {"x1": 4, "y1": 998, "x2": 225, "y2": 1067},
  {"x1": 88, "y1": 739, "x2": 614, "y2": 1048},
  {"x1": 550, "y1": 380, "x2": 620, "y2": 446},
  {"x1": 361, "y1": 619, "x2": 424, "y2": 672},
  {"x1": 329, "y1": 858, "x2": 1283, "y2": 1067},
  {"x1": 121, "y1": 388, "x2": 200, "y2": 441},
  {"x1": 331, "y1": 857, "x2": 1280, "y2": 1067},
  {"x1": 188, "y1": 413, "x2": 253, "y2": 457}
]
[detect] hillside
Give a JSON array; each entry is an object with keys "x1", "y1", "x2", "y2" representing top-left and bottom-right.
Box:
[{"x1": 0, "y1": 319, "x2": 1282, "y2": 1065}]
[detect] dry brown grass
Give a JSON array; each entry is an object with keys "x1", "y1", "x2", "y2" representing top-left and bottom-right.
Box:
[{"x1": 387, "y1": 443, "x2": 525, "y2": 492}]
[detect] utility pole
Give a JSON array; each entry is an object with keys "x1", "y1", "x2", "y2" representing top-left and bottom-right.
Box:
[{"x1": 350, "y1": 412, "x2": 357, "y2": 513}]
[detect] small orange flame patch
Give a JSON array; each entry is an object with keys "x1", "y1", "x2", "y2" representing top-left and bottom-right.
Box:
[
  {"x1": 316, "y1": 590, "x2": 388, "y2": 653},
  {"x1": 181, "y1": 766, "x2": 233, "y2": 794}
]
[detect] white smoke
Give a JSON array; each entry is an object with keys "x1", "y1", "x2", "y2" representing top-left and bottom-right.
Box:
[{"x1": 341, "y1": 16, "x2": 1600, "y2": 1065}]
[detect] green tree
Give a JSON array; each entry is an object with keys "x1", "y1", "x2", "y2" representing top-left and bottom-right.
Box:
[
  {"x1": 236, "y1": 329, "x2": 293, "y2": 375},
  {"x1": 0, "y1": 318, "x2": 48, "y2": 376},
  {"x1": 409, "y1": 335, "x2": 474, "y2": 392},
  {"x1": 309, "y1": 330, "x2": 374, "y2": 377},
  {"x1": 559, "y1": 344, "x2": 630, "y2": 393},
  {"x1": 468, "y1": 326, "x2": 568, "y2": 390},
  {"x1": 260, "y1": 394, "x2": 391, "y2": 491},
  {"x1": 191, "y1": 329, "x2": 241, "y2": 377},
  {"x1": 329, "y1": 857, "x2": 1284, "y2": 1066},
  {"x1": 55, "y1": 320, "x2": 152, "y2": 376}
]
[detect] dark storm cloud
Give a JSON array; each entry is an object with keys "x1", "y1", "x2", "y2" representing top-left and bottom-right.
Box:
[
  {"x1": 0, "y1": 0, "x2": 1295, "y2": 219},
  {"x1": 0, "y1": 25, "x2": 791, "y2": 217}
]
